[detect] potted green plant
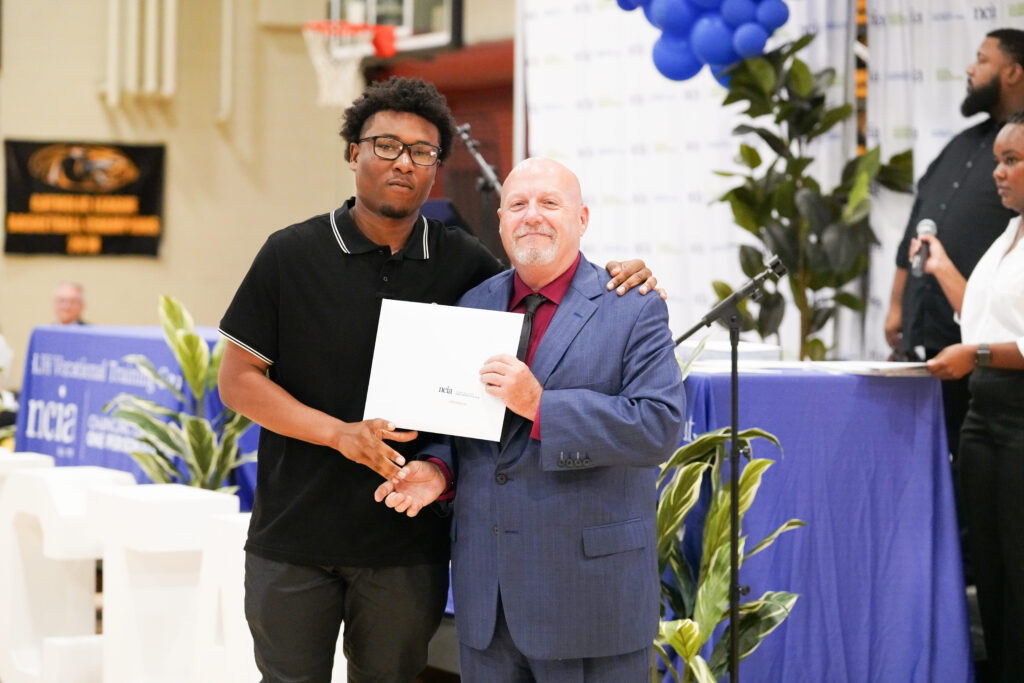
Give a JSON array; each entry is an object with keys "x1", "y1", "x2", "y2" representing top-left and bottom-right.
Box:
[
  {"x1": 714, "y1": 34, "x2": 913, "y2": 359},
  {"x1": 103, "y1": 295, "x2": 255, "y2": 492},
  {"x1": 654, "y1": 349, "x2": 805, "y2": 682}
]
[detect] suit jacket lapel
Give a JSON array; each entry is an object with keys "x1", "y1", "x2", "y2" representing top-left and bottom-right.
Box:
[
  {"x1": 525, "y1": 256, "x2": 601, "y2": 390},
  {"x1": 495, "y1": 258, "x2": 601, "y2": 450}
]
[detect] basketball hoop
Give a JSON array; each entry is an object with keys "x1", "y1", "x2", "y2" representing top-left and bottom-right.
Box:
[{"x1": 302, "y1": 20, "x2": 397, "y2": 108}]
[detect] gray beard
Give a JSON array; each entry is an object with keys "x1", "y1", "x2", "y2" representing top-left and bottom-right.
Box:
[{"x1": 512, "y1": 242, "x2": 558, "y2": 266}]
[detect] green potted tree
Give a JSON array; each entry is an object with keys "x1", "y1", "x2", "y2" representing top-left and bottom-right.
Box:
[
  {"x1": 103, "y1": 295, "x2": 255, "y2": 492},
  {"x1": 714, "y1": 34, "x2": 913, "y2": 359}
]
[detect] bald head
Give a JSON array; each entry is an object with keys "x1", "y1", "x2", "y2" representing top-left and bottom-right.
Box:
[
  {"x1": 498, "y1": 158, "x2": 589, "y2": 289},
  {"x1": 53, "y1": 282, "x2": 85, "y2": 325}
]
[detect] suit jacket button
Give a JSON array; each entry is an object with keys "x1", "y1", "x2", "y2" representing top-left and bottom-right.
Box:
[
  {"x1": 492, "y1": 525, "x2": 500, "y2": 535},
  {"x1": 582, "y1": 457, "x2": 591, "y2": 466},
  {"x1": 495, "y1": 473, "x2": 508, "y2": 484}
]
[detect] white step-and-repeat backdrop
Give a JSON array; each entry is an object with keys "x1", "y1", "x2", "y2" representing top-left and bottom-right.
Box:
[{"x1": 519, "y1": 0, "x2": 1022, "y2": 359}]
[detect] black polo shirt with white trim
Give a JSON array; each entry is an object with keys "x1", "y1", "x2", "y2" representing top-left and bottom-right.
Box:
[{"x1": 220, "y1": 198, "x2": 503, "y2": 567}]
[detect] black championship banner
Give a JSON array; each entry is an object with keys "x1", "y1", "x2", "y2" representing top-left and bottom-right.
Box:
[{"x1": 4, "y1": 140, "x2": 165, "y2": 256}]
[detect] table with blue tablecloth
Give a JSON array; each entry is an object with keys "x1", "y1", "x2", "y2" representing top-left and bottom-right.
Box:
[
  {"x1": 16, "y1": 326, "x2": 972, "y2": 678},
  {"x1": 683, "y1": 363, "x2": 972, "y2": 682},
  {"x1": 15, "y1": 325, "x2": 258, "y2": 510}
]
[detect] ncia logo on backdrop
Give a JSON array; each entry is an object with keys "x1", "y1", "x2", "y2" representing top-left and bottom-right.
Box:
[{"x1": 27, "y1": 143, "x2": 139, "y2": 193}]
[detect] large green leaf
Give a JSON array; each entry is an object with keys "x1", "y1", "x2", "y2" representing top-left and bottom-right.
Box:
[
  {"x1": 841, "y1": 172, "x2": 872, "y2": 225},
  {"x1": 104, "y1": 392, "x2": 179, "y2": 419},
  {"x1": 653, "y1": 640, "x2": 682, "y2": 683},
  {"x1": 769, "y1": 178, "x2": 798, "y2": 221},
  {"x1": 805, "y1": 337, "x2": 827, "y2": 360},
  {"x1": 723, "y1": 188, "x2": 761, "y2": 234},
  {"x1": 664, "y1": 541, "x2": 697, "y2": 621},
  {"x1": 207, "y1": 430, "x2": 239, "y2": 490},
  {"x1": 120, "y1": 354, "x2": 188, "y2": 405},
  {"x1": 692, "y1": 543, "x2": 735, "y2": 642},
  {"x1": 657, "y1": 461, "x2": 710, "y2": 570},
  {"x1": 659, "y1": 427, "x2": 730, "y2": 483},
  {"x1": 756, "y1": 291, "x2": 785, "y2": 338},
  {"x1": 821, "y1": 223, "x2": 861, "y2": 274},
  {"x1": 677, "y1": 334, "x2": 710, "y2": 381},
  {"x1": 736, "y1": 459, "x2": 775, "y2": 519},
  {"x1": 794, "y1": 188, "x2": 832, "y2": 237},
  {"x1": 707, "y1": 591, "x2": 799, "y2": 680},
  {"x1": 108, "y1": 404, "x2": 186, "y2": 458},
  {"x1": 688, "y1": 655, "x2": 717, "y2": 683},
  {"x1": 159, "y1": 295, "x2": 195, "y2": 382},
  {"x1": 660, "y1": 618, "x2": 702, "y2": 661},
  {"x1": 745, "y1": 519, "x2": 806, "y2": 561},
  {"x1": 182, "y1": 415, "x2": 217, "y2": 482},
  {"x1": 208, "y1": 337, "x2": 227, "y2": 392},
  {"x1": 779, "y1": 33, "x2": 815, "y2": 61},
  {"x1": 807, "y1": 103, "x2": 853, "y2": 141},
  {"x1": 761, "y1": 220, "x2": 798, "y2": 273},
  {"x1": 159, "y1": 294, "x2": 195, "y2": 342},
  {"x1": 126, "y1": 450, "x2": 178, "y2": 484},
  {"x1": 701, "y1": 483, "x2": 731, "y2": 579},
  {"x1": 221, "y1": 410, "x2": 255, "y2": 442},
  {"x1": 739, "y1": 245, "x2": 764, "y2": 279},
  {"x1": 738, "y1": 144, "x2": 762, "y2": 170},
  {"x1": 175, "y1": 330, "x2": 211, "y2": 407},
  {"x1": 834, "y1": 291, "x2": 865, "y2": 312},
  {"x1": 746, "y1": 57, "x2": 777, "y2": 95},
  {"x1": 232, "y1": 450, "x2": 258, "y2": 468},
  {"x1": 808, "y1": 304, "x2": 834, "y2": 335},
  {"x1": 734, "y1": 125, "x2": 791, "y2": 160},
  {"x1": 786, "y1": 58, "x2": 813, "y2": 98},
  {"x1": 878, "y1": 148, "x2": 914, "y2": 192}
]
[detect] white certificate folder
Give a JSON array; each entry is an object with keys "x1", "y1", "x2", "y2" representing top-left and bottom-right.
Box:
[{"x1": 363, "y1": 298, "x2": 524, "y2": 441}]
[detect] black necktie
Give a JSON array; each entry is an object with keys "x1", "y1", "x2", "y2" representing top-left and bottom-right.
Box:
[{"x1": 516, "y1": 294, "x2": 547, "y2": 362}]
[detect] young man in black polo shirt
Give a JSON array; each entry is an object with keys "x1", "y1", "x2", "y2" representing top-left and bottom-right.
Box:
[{"x1": 218, "y1": 77, "x2": 659, "y2": 682}]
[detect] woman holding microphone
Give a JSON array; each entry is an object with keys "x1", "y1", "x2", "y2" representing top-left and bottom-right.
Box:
[{"x1": 911, "y1": 111, "x2": 1024, "y2": 682}]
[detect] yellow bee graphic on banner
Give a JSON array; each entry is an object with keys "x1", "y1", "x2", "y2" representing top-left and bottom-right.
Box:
[{"x1": 27, "y1": 144, "x2": 139, "y2": 193}]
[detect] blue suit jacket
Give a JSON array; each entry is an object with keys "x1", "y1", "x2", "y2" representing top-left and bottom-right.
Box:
[{"x1": 435, "y1": 254, "x2": 685, "y2": 660}]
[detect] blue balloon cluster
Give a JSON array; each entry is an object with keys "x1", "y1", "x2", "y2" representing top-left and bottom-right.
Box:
[{"x1": 618, "y1": 0, "x2": 789, "y2": 84}]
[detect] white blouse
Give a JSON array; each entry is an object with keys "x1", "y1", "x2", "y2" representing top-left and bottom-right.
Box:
[{"x1": 960, "y1": 215, "x2": 1024, "y2": 358}]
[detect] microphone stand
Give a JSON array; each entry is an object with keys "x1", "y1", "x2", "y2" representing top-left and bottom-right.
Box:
[
  {"x1": 455, "y1": 122, "x2": 502, "y2": 205},
  {"x1": 674, "y1": 255, "x2": 786, "y2": 683}
]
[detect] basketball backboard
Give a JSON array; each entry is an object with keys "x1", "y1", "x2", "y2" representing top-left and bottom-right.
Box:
[{"x1": 326, "y1": 0, "x2": 462, "y2": 55}]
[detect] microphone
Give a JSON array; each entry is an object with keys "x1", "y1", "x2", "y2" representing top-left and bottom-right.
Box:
[{"x1": 911, "y1": 219, "x2": 937, "y2": 277}]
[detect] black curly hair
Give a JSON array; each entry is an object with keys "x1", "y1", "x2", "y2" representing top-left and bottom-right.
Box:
[{"x1": 340, "y1": 76, "x2": 456, "y2": 164}]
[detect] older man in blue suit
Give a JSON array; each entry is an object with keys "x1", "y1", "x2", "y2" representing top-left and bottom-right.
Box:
[{"x1": 376, "y1": 157, "x2": 685, "y2": 682}]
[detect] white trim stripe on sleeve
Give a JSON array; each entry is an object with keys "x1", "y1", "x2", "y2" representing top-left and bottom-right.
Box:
[{"x1": 219, "y1": 329, "x2": 274, "y2": 366}]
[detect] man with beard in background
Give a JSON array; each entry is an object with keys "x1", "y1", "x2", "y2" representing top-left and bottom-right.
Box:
[{"x1": 885, "y1": 29, "x2": 1024, "y2": 462}]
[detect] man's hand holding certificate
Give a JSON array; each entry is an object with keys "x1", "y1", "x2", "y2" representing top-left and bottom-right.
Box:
[{"x1": 363, "y1": 299, "x2": 524, "y2": 441}]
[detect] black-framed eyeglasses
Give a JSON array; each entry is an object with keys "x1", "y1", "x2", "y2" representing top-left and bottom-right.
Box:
[{"x1": 357, "y1": 135, "x2": 441, "y2": 167}]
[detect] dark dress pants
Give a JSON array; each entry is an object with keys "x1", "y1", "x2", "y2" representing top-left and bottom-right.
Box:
[
  {"x1": 959, "y1": 368, "x2": 1024, "y2": 683},
  {"x1": 458, "y1": 594, "x2": 651, "y2": 683},
  {"x1": 244, "y1": 552, "x2": 449, "y2": 682}
]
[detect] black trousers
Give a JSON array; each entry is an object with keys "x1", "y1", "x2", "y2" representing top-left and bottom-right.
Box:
[
  {"x1": 244, "y1": 553, "x2": 449, "y2": 683},
  {"x1": 959, "y1": 368, "x2": 1024, "y2": 682},
  {"x1": 925, "y1": 348, "x2": 971, "y2": 459}
]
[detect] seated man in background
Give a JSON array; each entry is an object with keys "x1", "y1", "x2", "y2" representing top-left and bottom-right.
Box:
[
  {"x1": 53, "y1": 282, "x2": 87, "y2": 325},
  {"x1": 376, "y1": 157, "x2": 685, "y2": 682}
]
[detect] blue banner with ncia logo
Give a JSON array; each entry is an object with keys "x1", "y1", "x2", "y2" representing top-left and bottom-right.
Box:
[
  {"x1": 4, "y1": 139, "x2": 165, "y2": 256},
  {"x1": 15, "y1": 325, "x2": 257, "y2": 510}
]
